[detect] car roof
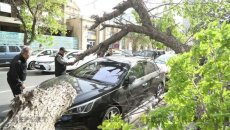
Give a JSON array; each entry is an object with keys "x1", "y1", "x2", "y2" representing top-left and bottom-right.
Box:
[{"x1": 97, "y1": 56, "x2": 148, "y2": 67}]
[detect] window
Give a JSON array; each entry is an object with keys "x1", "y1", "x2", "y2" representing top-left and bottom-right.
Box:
[
  {"x1": 128, "y1": 62, "x2": 144, "y2": 79},
  {"x1": 70, "y1": 61, "x2": 128, "y2": 84},
  {"x1": 144, "y1": 62, "x2": 158, "y2": 75},
  {"x1": 0, "y1": 46, "x2": 6, "y2": 52},
  {"x1": 9, "y1": 46, "x2": 20, "y2": 52},
  {"x1": 41, "y1": 50, "x2": 51, "y2": 55},
  {"x1": 66, "y1": 52, "x2": 78, "y2": 59}
]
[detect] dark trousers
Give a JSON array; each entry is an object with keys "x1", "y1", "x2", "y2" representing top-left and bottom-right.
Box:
[{"x1": 7, "y1": 79, "x2": 22, "y2": 97}]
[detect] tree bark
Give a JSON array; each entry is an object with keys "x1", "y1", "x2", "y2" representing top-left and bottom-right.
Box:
[{"x1": 0, "y1": 81, "x2": 77, "y2": 130}]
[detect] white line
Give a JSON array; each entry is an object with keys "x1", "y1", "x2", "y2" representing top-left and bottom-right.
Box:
[{"x1": 0, "y1": 86, "x2": 35, "y2": 94}]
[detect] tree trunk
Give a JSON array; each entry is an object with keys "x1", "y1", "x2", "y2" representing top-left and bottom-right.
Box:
[{"x1": 0, "y1": 81, "x2": 77, "y2": 130}]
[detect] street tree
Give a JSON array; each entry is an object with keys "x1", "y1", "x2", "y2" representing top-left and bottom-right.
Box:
[
  {"x1": 0, "y1": 0, "x2": 229, "y2": 129},
  {"x1": 142, "y1": 21, "x2": 230, "y2": 130},
  {"x1": 5, "y1": 0, "x2": 67, "y2": 45},
  {"x1": 74, "y1": 0, "x2": 228, "y2": 62}
]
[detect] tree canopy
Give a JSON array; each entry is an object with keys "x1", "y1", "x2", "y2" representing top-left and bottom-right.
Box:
[{"x1": 7, "y1": 0, "x2": 67, "y2": 45}]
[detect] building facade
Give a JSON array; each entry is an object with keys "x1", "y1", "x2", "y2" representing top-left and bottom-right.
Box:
[{"x1": 0, "y1": 0, "x2": 80, "y2": 49}]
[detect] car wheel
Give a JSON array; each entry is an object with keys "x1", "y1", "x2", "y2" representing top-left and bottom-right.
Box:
[
  {"x1": 28, "y1": 61, "x2": 35, "y2": 70},
  {"x1": 156, "y1": 83, "x2": 164, "y2": 97},
  {"x1": 103, "y1": 106, "x2": 120, "y2": 120}
]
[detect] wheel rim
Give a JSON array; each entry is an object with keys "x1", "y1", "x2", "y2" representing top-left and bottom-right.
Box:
[
  {"x1": 103, "y1": 107, "x2": 120, "y2": 120},
  {"x1": 30, "y1": 61, "x2": 35, "y2": 69}
]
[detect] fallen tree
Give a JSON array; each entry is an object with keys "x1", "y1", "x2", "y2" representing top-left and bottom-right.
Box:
[
  {"x1": 0, "y1": 0, "x2": 227, "y2": 129},
  {"x1": 0, "y1": 81, "x2": 77, "y2": 130},
  {"x1": 74, "y1": 0, "x2": 227, "y2": 61}
]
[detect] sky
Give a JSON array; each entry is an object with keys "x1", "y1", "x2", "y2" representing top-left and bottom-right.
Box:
[{"x1": 76, "y1": 0, "x2": 124, "y2": 17}]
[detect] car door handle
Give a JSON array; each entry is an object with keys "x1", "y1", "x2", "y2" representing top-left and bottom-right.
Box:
[{"x1": 142, "y1": 83, "x2": 148, "y2": 87}]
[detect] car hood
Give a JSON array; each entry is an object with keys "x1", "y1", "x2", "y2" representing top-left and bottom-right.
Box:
[
  {"x1": 38, "y1": 75, "x2": 114, "y2": 105},
  {"x1": 36, "y1": 56, "x2": 54, "y2": 62}
]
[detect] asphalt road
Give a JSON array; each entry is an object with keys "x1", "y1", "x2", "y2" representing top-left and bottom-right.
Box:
[{"x1": 0, "y1": 67, "x2": 54, "y2": 120}]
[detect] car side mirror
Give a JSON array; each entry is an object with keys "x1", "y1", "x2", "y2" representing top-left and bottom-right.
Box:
[{"x1": 124, "y1": 76, "x2": 136, "y2": 86}]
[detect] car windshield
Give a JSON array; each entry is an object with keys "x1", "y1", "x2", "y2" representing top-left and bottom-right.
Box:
[
  {"x1": 70, "y1": 60, "x2": 129, "y2": 85},
  {"x1": 32, "y1": 50, "x2": 42, "y2": 55}
]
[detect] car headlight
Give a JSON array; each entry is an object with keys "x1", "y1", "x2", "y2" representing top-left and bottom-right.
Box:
[{"x1": 66, "y1": 99, "x2": 96, "y2": 114}]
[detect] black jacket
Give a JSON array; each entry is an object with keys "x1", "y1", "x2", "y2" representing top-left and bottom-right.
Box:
[
  {"x1": 55, "y1": 53, "x2": 70, "y2": 77},
  {"x1": 7, "y1": 54, "x2": 27, "y2": 86}
]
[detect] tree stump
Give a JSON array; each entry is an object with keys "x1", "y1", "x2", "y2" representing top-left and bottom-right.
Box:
[{"x1": 0, "y1": 81, "x2": 77, "y2": 130}]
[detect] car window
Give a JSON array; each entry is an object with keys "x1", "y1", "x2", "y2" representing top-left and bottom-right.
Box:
[
  {"x1": 41, "y1": 50, "x2": 51, "y2": 55},
  {"x1": 0, "y1": 46, "x2": 6, "y2": 52},
  {"x1": 53, "y1": 50, "x2": 58, "y2": 55},
  {"x1": 66, "y1": 52, "x2": 78, "y2": 59},
  {"x1": 32, "y1": 50, "x2": 42, "y2": 55},
  {"x1": 128, "y1": 62, "x2": 144, "y2": 79},
  {"x1": 144, "y1": 62, "x2": 158, "y2": 74},
  {"x1": 9, "y1": 46, "x2": 20, "y2": 52},
  {"x1": 70, "y1": 61, "x2": 129, "y2": 84}
]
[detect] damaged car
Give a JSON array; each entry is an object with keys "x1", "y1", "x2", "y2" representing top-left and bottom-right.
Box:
[{"x1": 38, "y1": 56, "x2": 165, "y2": 129}]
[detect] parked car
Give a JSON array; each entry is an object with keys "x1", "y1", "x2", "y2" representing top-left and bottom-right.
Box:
[
  {"x1": 112, "y1": 50, "x2": 133, "y2": 57},
  {"x1": 0, "y1": 45, "x2": 22, "y2": 65},
  {"x1": 27, "y1": 49, "x2": 58, "y2": 70},
  {"x1": 34, "y1": 50, "x2": 86, "y2": 72},
  {"x1": 155, "y1": 54, "x2": 176, "y2": 73},
  {"x1": 49, "y1": 56, "x2": 165, "y2": 129},
  {"x1": 135, "y1": 50, "x2": 165, "y2": 59}
]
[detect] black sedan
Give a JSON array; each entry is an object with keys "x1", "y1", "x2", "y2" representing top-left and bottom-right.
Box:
[{"x1": 44, "y1": 56, "x2": 165, "y2": 129}]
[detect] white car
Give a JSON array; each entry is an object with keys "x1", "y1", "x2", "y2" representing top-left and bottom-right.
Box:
[
  {"x1": 155, "y1": 54, "x2": 176, "y2": 73},
  {"x1": 27, "y1": 49, "x2": 58, "y2": 70},
  {"x1": 34, "y1": 50, "x2": 97, "y2": 72}
]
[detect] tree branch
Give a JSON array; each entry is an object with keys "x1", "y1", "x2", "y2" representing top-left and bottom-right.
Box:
[
  {"x1": 129, "y1": 0, "x2": 153, "y2": 28},
  {"x1": 89, "y1": 0, "x2": 132, "y2": 30},
  {"x1": 75, "y1": 29, "x2": 129, "y2": 62},
  {"x1": 147, "y1": 2, "x2": 180, "y2": 12},
  {"x1": 24, "y1": 0, "x2": 34, "y2": 16}
]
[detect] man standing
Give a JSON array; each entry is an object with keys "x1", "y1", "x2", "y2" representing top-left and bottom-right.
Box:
[
  {"x1": 7, "y1": 46, "x2": 32, "y2": 97},
  {"x1": 55, "y1": 47, "x2": 74, "y2": 77}
]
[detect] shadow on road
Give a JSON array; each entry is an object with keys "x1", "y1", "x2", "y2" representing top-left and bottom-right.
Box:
[{"x1": 26, "y1": 71, "x2": 54, "y2": 76}]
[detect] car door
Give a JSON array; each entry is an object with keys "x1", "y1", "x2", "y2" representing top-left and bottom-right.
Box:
[
  {"x1": 144, "y1": 61, "x2": 163, "y2": 96},
  {"x1": 8, "y1": 46, "x2": 20, "y2": 62},
  {"x1": 125, "y1": 62, "x2": 147, "y2": 111},
  {"x1": 0, "y1": 46, "x2": 7, "y2": 64}
]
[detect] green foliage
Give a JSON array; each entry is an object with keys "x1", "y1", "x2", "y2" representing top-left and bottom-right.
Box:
[
  {"x1": 98, "y1": 115, "x2": 134, "y2": 130},
  {"x1": 15, "y1": 0, "x2": 67, "y2": 45},
  {"x1": 143, "y1": 21, "x2": 230, "y2": 129},
  {"x1": 132, "y1": 0, "x2": 229, "y2": 47}
]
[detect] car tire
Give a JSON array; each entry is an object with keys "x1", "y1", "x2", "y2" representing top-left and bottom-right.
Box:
[
  {"x1": 103, "y1": 106, "x2": 120, "y2": 121},
  {"x1": 28, "y1": 61, "x2": 35, "y2": 70},
  {"x1": 156, "y1": 83, "x2": 164, "y2": 97}
]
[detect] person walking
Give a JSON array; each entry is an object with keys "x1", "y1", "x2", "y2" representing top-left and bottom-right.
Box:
[
  {"x1": 7, "y1": 46, "x2": 32, "y2": 97},
  {"x1": 55, "y1": 47, "x2": 74, "y2": 77}
]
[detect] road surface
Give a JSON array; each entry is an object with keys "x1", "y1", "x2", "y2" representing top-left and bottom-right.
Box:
[{"x1": 0, "y1": 67, "x2": 54, "y2": 121}]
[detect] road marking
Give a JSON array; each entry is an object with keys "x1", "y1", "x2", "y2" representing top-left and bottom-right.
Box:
[{"x1": 0, "y1": 86, "x2": 35, "y2": 94}]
